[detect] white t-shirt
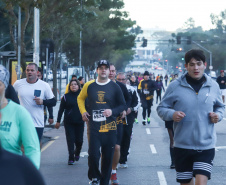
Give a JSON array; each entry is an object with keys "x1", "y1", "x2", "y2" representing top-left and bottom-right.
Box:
[{"x1": 13, "y1": 78, "x2": 54, "y2": 128}]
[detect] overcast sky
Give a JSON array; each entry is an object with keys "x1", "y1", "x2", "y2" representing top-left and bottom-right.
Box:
[{"x1": 122, "y1": 0, "x2": 225, "y2": 31}]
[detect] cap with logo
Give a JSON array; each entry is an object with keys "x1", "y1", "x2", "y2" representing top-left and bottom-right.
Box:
[
  {"x1": 220, "y1": 70, "x2": 224, "y2": 73},
  {"x1": 97, "y1": 60, "x2": 110, "y2": 69}
]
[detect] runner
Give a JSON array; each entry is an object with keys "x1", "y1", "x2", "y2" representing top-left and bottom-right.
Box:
[
  {"x1": 157, "y1": 49, "x2": 225, "y2": 185},
  {"x1": 13, "y1": 63, "x2": 56, "y2": 143},
  {"x1": 77, "y1": 60, "x2": 126, "y2": 185},
  {"x1": 138, "y1": 71, "x2": 156, "y2": 125}
]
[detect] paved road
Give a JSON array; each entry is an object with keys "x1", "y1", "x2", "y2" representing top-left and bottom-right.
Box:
[{"x1": 40, "y1": 84, "x2": 226, "y2": 185}]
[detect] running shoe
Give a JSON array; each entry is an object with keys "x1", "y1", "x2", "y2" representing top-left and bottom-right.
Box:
[
  {"x1": 89, "y1": 179, "x2": 99, "y2": 185},
  {"x1": 74, "y1": 156, "x2": 80, "y2": 161},
  {"x1": 142, "y1": 119, "x2": 146, "y2": 125},
  {"x1": 110, "y1": 173, "x2": 119, "y2": 185},
  {"x1": 134, "y1": 118, "x2": 138, "y2": 124},
  {"x1": 147, "y1": 117, "x2": 150, "y2": 124},
  {"x1": 68, "y1": 160, "x2": 74, "y2": 165},
  {"x1": 119, "y1": 163, "x2": 128, "y2": 168}
]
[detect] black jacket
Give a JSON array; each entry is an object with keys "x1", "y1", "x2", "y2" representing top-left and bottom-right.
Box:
[{"x1": 57, "y1": 90, "x2": 83, "y2": 124}]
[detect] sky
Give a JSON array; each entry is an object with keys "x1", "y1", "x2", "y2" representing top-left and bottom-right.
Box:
[{"x1": 122, "y1": 0, "x2": 226, "y2": 31}]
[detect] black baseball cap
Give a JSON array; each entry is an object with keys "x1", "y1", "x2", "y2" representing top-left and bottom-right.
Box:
[{"x1": 97, "y1": 60, "x2": 110, "y2": 69}]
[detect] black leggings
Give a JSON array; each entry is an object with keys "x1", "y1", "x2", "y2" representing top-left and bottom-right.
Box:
[
  {"x1": 142, "y1": 99, "x2": 153, "y2": 120},
  {"x1": 64, "y1": 122, "x2": 84, "y2": 160},
  {"x1": 156, "y1": 90, "x2": 162, "y2": 103}
]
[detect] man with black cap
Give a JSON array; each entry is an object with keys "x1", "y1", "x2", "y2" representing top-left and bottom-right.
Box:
[
  {"x1": 138, "y1": 71, "x2": 156, "y2": 125},
  {"x1": 217, "y1": 70, "x2": 226, "y2": 103},
  {"x1": 77, "y1": 60, "x2": 126, "y2": 185}
]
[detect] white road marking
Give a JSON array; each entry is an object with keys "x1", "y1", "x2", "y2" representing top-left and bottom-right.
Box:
[
  {"x1": 215, "y1": 146, "x2": 226, "y2": 151},
  {"x1": 146, "y1": 128, "x2": 151, "y2": 135},
  {"x1": 157, "y1": 171, "x2": 167, "y2": 185},
  {"x1": 41, "y1": 136, "x2": 59, "y2": 152},
  {"x1": 150, "y1": 144, "x2": 157, "y2": 154},
  {"x1": 80, "y1": 152, "x2": 88, "y2": 157}
]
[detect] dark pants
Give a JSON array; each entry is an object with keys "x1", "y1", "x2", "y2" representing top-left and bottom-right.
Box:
[
  {"x1": 88, "y1": 130, "x2": 117, "y2": 185},
  {"x1": 64, "y1": 122, "x2": 84, "y2": 160},
  {"x1": 156, "y1": 90, "x2": 162, "y2": 103},
  {"x1": 142, "y1": 99, "x2": 153, "y2": 120},
  {"x1": 165, "y1": 79, "x2": 168, "y2": 86},
  {"x1": 119, "y1": 113, "x2": 134, "y2": 164}
]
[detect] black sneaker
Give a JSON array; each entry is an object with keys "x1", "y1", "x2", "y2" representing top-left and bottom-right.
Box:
[
  {"x1": 170, "y1": 163, "x2": 175, "y2": 169},
  {"x1": 142, "y1": 120, "x2": 146, "y2": 125},
  {"x1": 89, "y1": 179, "x2": 99, "y2": 185},
  {"x1": 68, "y1": 160, "x2": 74, "y2": 165},
  {"x1": 75, "y1": 156, "x2": 80, "y2": 161}
]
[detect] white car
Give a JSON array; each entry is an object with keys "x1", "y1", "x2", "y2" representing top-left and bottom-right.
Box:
[{"x1": 43, "y1": 71, "x2": 53, "y2": 81}]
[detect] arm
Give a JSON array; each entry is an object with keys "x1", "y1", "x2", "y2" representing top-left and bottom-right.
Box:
[
  {"x1": 56, "y1": 95, "x2": 66, "y2": 123},
  {"x1": 131, "y1": 88, "x2": 140, "y2": 111},
  {"x1": 157, "y1": 82, "x2": 177, "y2": 121},
  {"x1": 5, "y1": 84, "x2": 20, "y2": 104},
  {"x1": 43, "y1": 97, "x2": 56, "y2": 107},
  {"x1": 47, "y1": 106, "x2": 53, "y2": 119},
  {"x1": 213, "y1": 84, "x2": 225, "y2": 122},
  {"x1": 77, "y1": 81, "x2": 91, "y2": 121},
  {"x1": 19, "y1": 107, "x2": 41, "y2": 169}
]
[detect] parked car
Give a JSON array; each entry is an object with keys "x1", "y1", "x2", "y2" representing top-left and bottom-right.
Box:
[
  {"x1": 57, "y1": 71, "x2": 67, "y2": 79},
  {"x1": 43, "y1": 71, "x2": 53, "y2": 81}
]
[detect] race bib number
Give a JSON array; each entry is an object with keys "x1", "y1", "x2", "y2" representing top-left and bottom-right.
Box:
[
  {"x1": 143, "y1": 89, "x2": 149, "y2": 94},
  {"x1": 93, "y1": 109, "x2": 106, "y2": 122}
]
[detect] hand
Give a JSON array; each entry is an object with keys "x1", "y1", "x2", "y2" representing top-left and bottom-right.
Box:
[
  {"x1": 102, "y1": 109, "x2": 112, "y2": 117},
  {"x1": 48, "y1": 118, "x2": 54, "y2": 124},
  {"x1": 55, "y1": 122, "x2": 60, "y2": 129},
  {"x1": 221, "y1": 80, "x2": 225, "y2": 84},
  {"x1": 173, "y1": 111, "x2": 186, "y2": 122},
  {"x1": 209, "y1": 112, "x2": 219, "y2": 123},
  {"x1": 34, "y1": 96, "x2": 43, "y2": 105},
  {"x1": 82, "y1": 112, "x2": 90, "y2": 122},
  {"x1": 126, "y1": 108, "x2": 131, "y2": 115},
  {"x1": 120, "y1": 110, "x2": 126, "y2": 119}
]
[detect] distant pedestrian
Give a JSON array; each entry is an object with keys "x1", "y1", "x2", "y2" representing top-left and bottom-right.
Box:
[
  {"x1": 138, "y1": 71, "x2": 156, "y2": 125},
  {"x1": 155, "y1": 77, "x2": 165, "y2": 104},
  {"x1": 157, "y1": 49, "x2": 225, "y2": 185},
  {"x1": 164, "y1": 74, "x2": 168, "y2": 86},
  {"x1": 55, "y1": 79, "x2": 84, "y2": 165},
  {"x1": 216, "y1": 70, "x2": 226, "y2": 103},
  {"x1": 78, "y1": 76, "x2": 85, "y2": 88}
]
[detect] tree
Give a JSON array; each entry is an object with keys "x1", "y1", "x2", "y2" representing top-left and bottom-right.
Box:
[{"x1": 0, "y1": 0, "x2": 41, "y2": 75}]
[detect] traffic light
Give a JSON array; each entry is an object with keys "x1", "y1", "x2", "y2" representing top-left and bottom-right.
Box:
[
  {"x1": 187, "y1": 36, "x2": 191, "y2": 44},
  {"x1": 176, "y1": 36, "x2": 181, "y2": 44},
  {"x1": 142, "y1": 39, "x2": 147, "y2": 47}
]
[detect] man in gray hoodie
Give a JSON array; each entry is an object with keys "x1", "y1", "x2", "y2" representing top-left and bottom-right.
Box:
[{"x1": 157, "y1": 49, "x2": 225, "y2": 185}]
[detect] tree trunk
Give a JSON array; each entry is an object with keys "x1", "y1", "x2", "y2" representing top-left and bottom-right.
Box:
[{"x1": 52, "y1": 44, "x2": 59, "y2": 100}]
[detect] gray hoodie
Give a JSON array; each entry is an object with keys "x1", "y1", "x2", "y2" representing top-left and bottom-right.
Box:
[{"x1": 157, "y1": 72, "x2": 225, "y2": 150}]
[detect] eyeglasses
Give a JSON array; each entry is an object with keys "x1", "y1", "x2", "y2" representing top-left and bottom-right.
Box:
[{"x1": 117, "y1": 78, "x2": 126, "y2": 81}]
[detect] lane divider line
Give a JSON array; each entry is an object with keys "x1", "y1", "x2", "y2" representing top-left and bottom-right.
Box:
[
  {"x1": 41, "y1": 136, "x2": 59, "y2": 152},
  {"x1": 146, "y1": 128, "x2": 151, "y2": 135},
  {"x1": 150, "y1": 144, "x2": 157, "y2": 154},
  {"x1": 157, "y1": 171, "x2": 167, "y2": 185}
]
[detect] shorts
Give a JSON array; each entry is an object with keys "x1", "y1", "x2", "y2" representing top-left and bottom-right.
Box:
[
  {"x1": 174, "y1": 147, "x2": 215, "y2": 184},
  {"x1": 165, "y1": 120, "x2": 173, "y2": 129},
  {"x1": 220, "y1": 89, "x2": 226, "y2": 96},
  {"x1": 35, "y1": 127, "x2": 44, "y2": 142},
  {"x1": 116, "y1": 123, "x2": 123, "y2": 145}
]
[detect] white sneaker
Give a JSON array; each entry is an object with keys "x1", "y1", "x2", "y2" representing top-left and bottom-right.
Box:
[{"x1": 119, "y1": 163, "x2": 128, "y2": 168}]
